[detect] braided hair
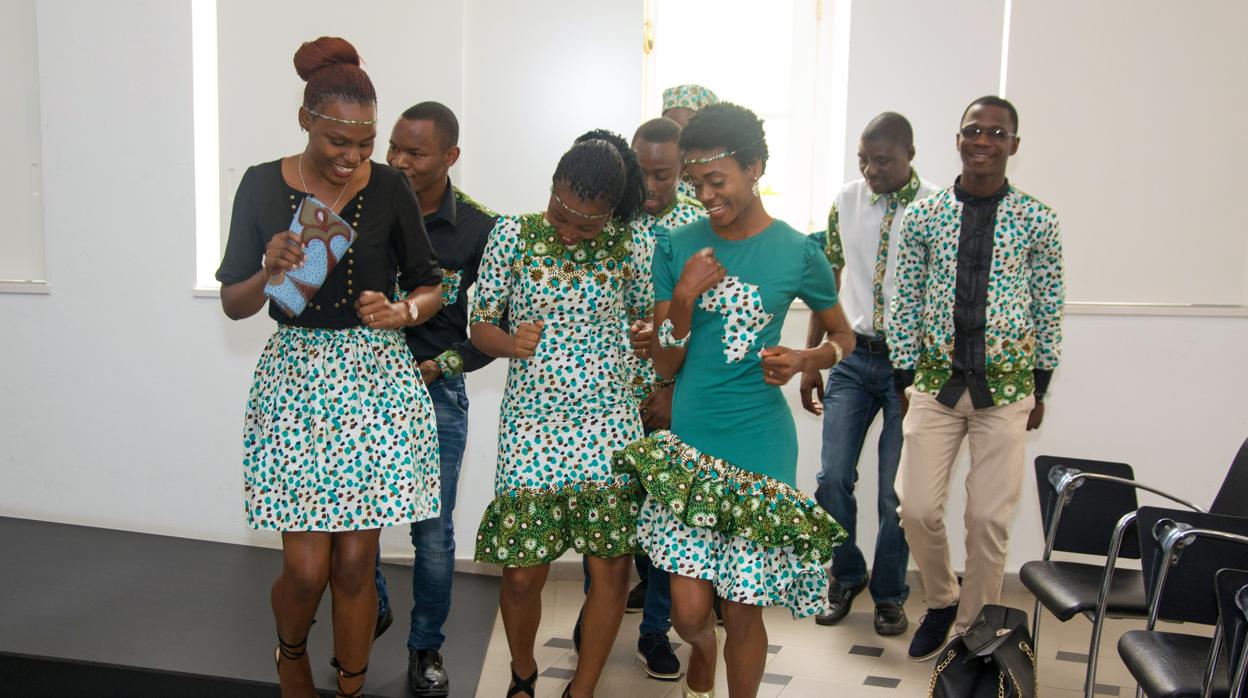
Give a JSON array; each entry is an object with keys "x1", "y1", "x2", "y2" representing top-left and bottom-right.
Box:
[{"x1": 551, "y1": 129, "x2": 645, "y2": 225}]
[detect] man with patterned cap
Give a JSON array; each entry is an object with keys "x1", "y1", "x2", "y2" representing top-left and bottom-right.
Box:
[
  {"x1": 661, "y1": 84, "x2": 718, "y2": 128},
  {"x1": 661, "y1": 84, "x2": 718, "y2": 199}
]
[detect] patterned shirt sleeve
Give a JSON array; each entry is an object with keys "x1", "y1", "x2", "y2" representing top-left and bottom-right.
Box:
[
  {"x1": 824, "y1": 202, "x2": 845, "y2": 270},
  {"x1": 469, "y1": 216, "x2": 518, "y2": 326},
  {"x1": 625, "y1": 224, "x2": 653, "y2": 322},
  {"x1": 885, "y1": 206, "x2": 927, "y2": 371},
  {"x1": 1028, "y1": 206, "x2": 1065, "y2": 370}
]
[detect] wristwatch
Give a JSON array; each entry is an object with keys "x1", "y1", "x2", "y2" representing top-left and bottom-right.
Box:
[{"x1": 405, "y1": 298, "x2": 420, "y2": 324}]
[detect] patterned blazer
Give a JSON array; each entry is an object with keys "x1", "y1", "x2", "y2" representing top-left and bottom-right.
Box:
[{"x1": 887, "y1": 185, "x2": 1064, "y2": 406}]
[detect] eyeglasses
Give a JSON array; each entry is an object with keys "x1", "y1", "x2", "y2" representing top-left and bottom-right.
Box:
[{"x1": 959, "y1": 125, "x2": 1015, "y2": 141}]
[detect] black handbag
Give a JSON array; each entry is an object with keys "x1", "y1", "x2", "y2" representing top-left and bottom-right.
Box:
[{"x1": 928, "y1": 604, "x2": 1038, "y2": 698}]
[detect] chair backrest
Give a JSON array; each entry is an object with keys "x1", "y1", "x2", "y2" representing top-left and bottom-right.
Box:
[
  {"x1": 1215, "y1": 568, "x2": 1248, "y2": 691},
  {"x1": 1136, "y1": 507, "x2": 1248, "y2": 626},
  {"x1": 1035, "y1": 455, "x2": 1141, "y2": 559},
  {"x1": 1210, "y1": 436, "x2": 1248, "y2": 517}
]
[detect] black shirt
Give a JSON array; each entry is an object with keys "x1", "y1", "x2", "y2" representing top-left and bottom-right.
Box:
[
  {"x1": 925, "y1": 177, "x2": 1051, "y2": 408},
  {"x1": 403, "y1": 180, "x2": 500, "y2": 370},
  {"x1": 216, "y1": 159, "x2": 440, "y2": 329}
]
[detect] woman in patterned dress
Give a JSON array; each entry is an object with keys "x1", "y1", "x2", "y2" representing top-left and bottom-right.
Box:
[
  {"x1": 613, "y1": 103, "x2": 857, "y2": 698},
  {"x1": 216, "y1": 37, "x2": 443, "y2": 698},
  {"x1": 469, "y1": 131, "x2": 647, "y2": 698}
]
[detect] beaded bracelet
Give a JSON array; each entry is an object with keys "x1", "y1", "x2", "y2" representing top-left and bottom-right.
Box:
[{"x1": 657, "y1": 318, "x2": 690, "y2": 348}]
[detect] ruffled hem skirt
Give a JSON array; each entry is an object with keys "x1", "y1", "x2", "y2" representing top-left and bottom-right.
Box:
[
  {"x1": 242, "y1": 325, "x2": 440, "y2": 532},
  {"x1": 614, "y1": 430, "x2": 846, "y2": 617},
  {"x1": 474, "y1": 479, "x2": 641, "y2": 567}
]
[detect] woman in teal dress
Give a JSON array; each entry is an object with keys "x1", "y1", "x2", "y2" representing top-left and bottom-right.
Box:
[
  {"x1": 469, "y1": 131, "x2": 648, "y2": 698},
  {"x1": 613, "y1": 103, "x2": 857, "y2": 698}
]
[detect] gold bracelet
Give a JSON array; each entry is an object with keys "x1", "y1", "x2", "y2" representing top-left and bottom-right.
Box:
[{"x1": 823, "y1": 338, "x2": 844, "y2": 364}]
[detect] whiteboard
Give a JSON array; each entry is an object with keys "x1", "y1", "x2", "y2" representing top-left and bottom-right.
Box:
[{"x1": 1004, "y1": 0, "x2": 1248, "y2": 306}]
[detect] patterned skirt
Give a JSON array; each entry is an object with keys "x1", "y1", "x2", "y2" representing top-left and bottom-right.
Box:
[
  {"x1": 241, "y1": 325, "x2": 441, "y2": 532},
  {"x1": 614, "y1": 430, "x2": 846, "y2": 618}
]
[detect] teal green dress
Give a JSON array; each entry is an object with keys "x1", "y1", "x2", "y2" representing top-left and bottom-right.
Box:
[{"x1": 613, "y1": 218, "x2": 848, "y2": 617}]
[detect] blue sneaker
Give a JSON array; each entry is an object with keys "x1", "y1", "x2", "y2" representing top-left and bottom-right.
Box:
[{"x1": 908, "y1": 604, "x2": 958, "y2": 661}]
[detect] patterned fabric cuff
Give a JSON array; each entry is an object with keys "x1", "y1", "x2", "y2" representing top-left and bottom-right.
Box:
[
  {"x1": 433, "y1": 350, "x2": 464, "y2": 379},
  {"x1": 474, "y1": 481, "x2": 642, "y2": 567},
  {"x1": 612, "y1": 431, "x2": 846, "y2": 564},
  {"x1": 657, "y1": 318, "x2": 690, "y2": 348}
]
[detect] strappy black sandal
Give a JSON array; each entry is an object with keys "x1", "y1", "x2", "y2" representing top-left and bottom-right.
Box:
[
  {"x1": 273, "y1": 620, "x2": 314, "y2": 674},
  {"x1": 506, "y1": 663, "x2": 538, "y2": 697},
  {"x1": 330, "y1": 656, "x2": 369, "y2": 698}
]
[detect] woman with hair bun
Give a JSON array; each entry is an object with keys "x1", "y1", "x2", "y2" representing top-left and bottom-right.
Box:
[
  {"x1": 613, "y1": 102, "x2": 857, "y2": 697},
  {"x1": 469, "y1": 130, "x2": 647, "y2": 698},
  {"x1": 215, "y1": 36, "x2": 443, "y2": 698}
]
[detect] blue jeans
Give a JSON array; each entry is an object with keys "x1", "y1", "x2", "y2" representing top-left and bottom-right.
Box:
[
  {"x1": 814, "y1": 343, "x2": 909, "y2": 605},
  {"x1": 581, "y1": 553, "x2": 671, "y2": 636},
  {"x1": 375, "y1": 374, "x2": 469, "y2": 652}
]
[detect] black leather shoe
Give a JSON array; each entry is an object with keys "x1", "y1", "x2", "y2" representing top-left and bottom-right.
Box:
[
  {"x1": 408, "y1": 649, "x2": 450, "y2": 697},
  {"x1": 373, "y1": 608, "x2": 393, "y2": 639},
  {"x1": 873, "y1": 602, "x2": 908, "y2": 636},
  {"x1": 626, "y1": 579, "x2": 648, "y2": 613},
  {"x1": 908, "y1": 604, "x2": 958, "y2": 661},
  {"x1": 815, "y1": 578, "x2": 867, "y2": 626}
]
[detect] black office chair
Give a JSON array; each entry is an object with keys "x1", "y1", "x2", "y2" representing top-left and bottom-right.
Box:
[
  {"x1": 1020, "y1": 457, "x2": 1204, "y2": 697},
  {"x1": 1215, "y1": 569, "x2": 1248, "y2": 698},
  {"x1": 1117, "y1": 507, "x2": 1248, "y2": 698}
]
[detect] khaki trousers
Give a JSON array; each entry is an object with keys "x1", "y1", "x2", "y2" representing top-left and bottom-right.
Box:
[{"x1": 895, "y1": 388, "x2": 1034, "y2": 632}]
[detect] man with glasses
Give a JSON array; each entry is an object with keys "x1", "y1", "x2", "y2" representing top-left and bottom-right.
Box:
[
  {"x1": 887, "y1": 96, "x2": 1064, "y2": 660},
  {"x1": 801, "y1": 112, "x2": 936, "y2": 636}
]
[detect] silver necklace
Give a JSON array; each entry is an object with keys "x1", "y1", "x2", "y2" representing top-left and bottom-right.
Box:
[{"x1": 298, "y1": 153, "x2": 350, "y2": 210}]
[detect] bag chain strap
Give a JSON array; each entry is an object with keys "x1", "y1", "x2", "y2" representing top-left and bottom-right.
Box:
[{"x1": 927, "y1": 649, "x2": 958, "y2": 698}]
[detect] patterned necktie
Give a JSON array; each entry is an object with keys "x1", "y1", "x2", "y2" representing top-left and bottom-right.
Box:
[{"x1": 872, "y1": 194, "x2": 899, "y2": 335}]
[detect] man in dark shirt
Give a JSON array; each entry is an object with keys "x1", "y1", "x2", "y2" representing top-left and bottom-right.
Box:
[
  {"x1": 373, "y1": 101, "x2": 500, "y2": 697},
  {"x1": 887, "y1": 96, "x2": 1064, "y2": 661}
]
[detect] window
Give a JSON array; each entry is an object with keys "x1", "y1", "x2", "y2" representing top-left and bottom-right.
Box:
[
  {"x1": 642, "y1": 0, "x2": 850, "y2": 234},
  {"x1": 0, "y1": 0, "x2": 47, "y2": 292}
]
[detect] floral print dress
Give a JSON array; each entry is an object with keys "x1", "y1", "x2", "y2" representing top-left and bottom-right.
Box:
[{"x1": 471, "y1": 213, "x2": 647, "y2": 567}]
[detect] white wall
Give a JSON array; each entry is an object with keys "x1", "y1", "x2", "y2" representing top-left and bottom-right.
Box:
[{"x1": 2, "y1": 0, "x2": 1247, "y2": 589}]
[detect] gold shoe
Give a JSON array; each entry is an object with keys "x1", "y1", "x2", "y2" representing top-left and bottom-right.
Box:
[{"x1": 682, "y1": 681, "x2": 714, "y2": 698}]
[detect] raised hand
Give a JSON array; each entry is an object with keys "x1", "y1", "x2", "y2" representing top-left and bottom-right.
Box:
[
  {"x1": 630, "y1": 319, "x2": 653, "y2": 359},
  {"x1": 673, "y1": 247, "x2": 727, "y2": 302},
  {"x1": 262, "y1": 231, "x2": 304, "y2": 280}
]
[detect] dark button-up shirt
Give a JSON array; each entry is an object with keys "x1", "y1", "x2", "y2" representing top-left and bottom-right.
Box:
[{"x1": 403, "y1": 179, "x2": 501, "y2": 375}]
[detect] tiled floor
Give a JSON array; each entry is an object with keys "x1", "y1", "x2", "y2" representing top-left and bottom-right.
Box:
[{"x1": 472, "y1": 576, "x2": 1209, "y2": 697}]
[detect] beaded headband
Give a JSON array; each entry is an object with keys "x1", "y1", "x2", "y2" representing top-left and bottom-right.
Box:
[
  {"x1": 552, "y1": 191, "x2": 612, "y2": 220},
  {"x1": 304, "y1": 106, "x2": 378, "y2": 126},
  {"x1": 682, "y1": 149, "x2": 737, "y2": 166}
]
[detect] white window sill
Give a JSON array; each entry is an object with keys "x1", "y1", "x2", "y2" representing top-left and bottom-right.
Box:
[
  {"x1": 193, "y1": 285, "x2": 221, "y2": 299},
  {"x1": 0, "y1": 280, "x2": 50, "y2": 294}
]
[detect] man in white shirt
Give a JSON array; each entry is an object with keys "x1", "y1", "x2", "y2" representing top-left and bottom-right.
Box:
[{"x1": 801, "y1": 112, "x2": 938, "y2": 635}]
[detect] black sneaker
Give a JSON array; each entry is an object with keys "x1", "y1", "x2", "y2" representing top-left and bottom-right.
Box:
[
  {"x1": 374, "y1": 607, "x2": 393, "y2": 639},
  {"x1": 572, "y1": 608, "x2": 583, "y2": 654},
  {"x1": 873, "y1": 602, "x2": 908, "y2": 636},
  {"x1": 408, "y1": 649, "x2": 450, "y2": 697},
  {"x1": 625, "y1": 579, "x2": 648, "y2": 613},
  {"x1": 636, "y1": 633, "x2": 681, "y2": 680},
  {"x1": 908, "y1": 604, "x2": 958, "y2": 661},
  {"x1": 814, "y1": 578, "x2": 866, "y2": 626}
]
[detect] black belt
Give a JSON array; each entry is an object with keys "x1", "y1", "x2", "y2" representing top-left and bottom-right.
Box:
[{"x1": 855, "y1": 333, "x2": 889, "y2": 354}]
